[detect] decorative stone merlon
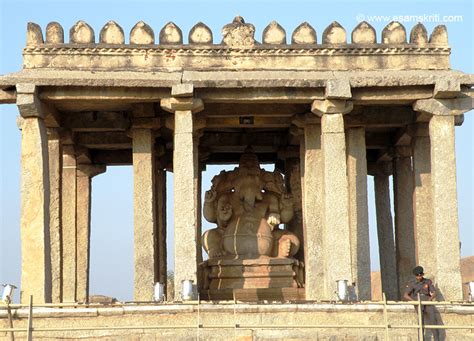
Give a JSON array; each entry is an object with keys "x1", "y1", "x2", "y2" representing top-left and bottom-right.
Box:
[
  {"x1": 26, "y1": 22, "x2": 43, "y2": 46},
  {"x1": 100, "y1": 21, "x2": 125, "y2": 44},
  {"x1": 221, "y1": 16, "x2": 256, "y2": 47},
  {"x1": 77, "y1": 164, "x2": 106, "y2": 178},
  {"x1": 325, "y1": 79, "x2": 351, "y2": 99},
  {"x1": 159, "y1": 22, "x2": 183, "y2": 44},
  {"x1": 351, "y1": 21, "x2": 376, "y2": 44},
  {"x1": 382, "y1": 22, "x2": 406, "y2": 44},
  {"x1": 413, "y1": 98, "x2": 472, "y2": 116},
  {"x1": 410, "y1": 23, "x2": 428, "y2": 45},
  {"x1": 322, "y1": 21, "x2": 346, "y2": 44},
  {"x1": 262, "y1": 21, "x2": 286, "y2": 45},
  {"x1": 291, "y1": 22, "x2": 316, "y2": 44},
  {"x1": 429, "y1": 25, "x2": 448, "y2": 45},
  {"x1": 160, "y1": 97, "x2": 204, "y2": 113},
  {"x1": 189, "y1": 22, "x2": 213, "y2": 44},
  {"x1": 46, "y1": 22, "x2": 64, "y2": 44},
  {"x1": 130, "y1": 21, "x2": 155, "y2": 44},
  {"x1": 16, "y1": 84, "x2": 44, "y2": 119},
  {"x1": 311, "y1": 99, "x2": 353, "y2": 116},
  {"x1": 70, "y1": 21, "x2": 95, "y2": 44}
]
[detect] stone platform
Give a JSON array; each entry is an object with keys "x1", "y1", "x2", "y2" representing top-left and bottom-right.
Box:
[{"x1": 1, "y1": 302, "x2": 473, "y2": 340}]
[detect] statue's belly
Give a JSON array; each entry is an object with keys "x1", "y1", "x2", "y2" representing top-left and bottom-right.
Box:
[{"x1": 223, "y1": 215, "x2": 273, "y2": 256}]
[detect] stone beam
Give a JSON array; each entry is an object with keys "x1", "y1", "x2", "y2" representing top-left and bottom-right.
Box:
[
  {"x1": 200, "y1": 132, "x2": 289, "y2": 150},
  {"x1": 0, "y1": 89, "x2": 16, "y2": 103},
  {"x1": 204, "y1": 103, "x2": 308, "y2": 117},
  {"x1": 90, "y1": 149, "x2": 132, "y2": 165},
  {"x1": 345, "y1": 106, "x2": 415, "y2": 128},
  {"x1": 62, "y1": 111, "x2": 131, "y2": 132},
  {"x1": 75, "y1": 132, "x2": 132, "y2": 149},
  {"x1": 196, "y1": 88, "x2": 324, "y2": 103},
  {"x1": 205, "y1": 116, "x2": 292, "y2": 129}
]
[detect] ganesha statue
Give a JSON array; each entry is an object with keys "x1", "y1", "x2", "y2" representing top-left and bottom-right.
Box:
[{"x1": 202, "y1": 149, "x2": 300, "y2": 260}]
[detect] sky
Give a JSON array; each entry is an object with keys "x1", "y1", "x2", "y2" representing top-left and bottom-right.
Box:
[{"x1": 0, "y1": 0, "x2": 473, "y2": 302}]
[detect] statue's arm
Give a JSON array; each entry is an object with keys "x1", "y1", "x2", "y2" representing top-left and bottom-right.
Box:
[
  {"x1": 280, "y1": 193, "x2": 294, "y2": 223},
  {"x1": 203, "y1": 189, "x2": 217, "y2": 223}
]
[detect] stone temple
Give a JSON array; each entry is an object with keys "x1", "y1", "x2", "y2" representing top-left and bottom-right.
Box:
[{"x1": 0, "y1": 17, "x2": 473, "y2": 340}]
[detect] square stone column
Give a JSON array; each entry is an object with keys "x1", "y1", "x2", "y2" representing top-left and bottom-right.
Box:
[
  {"x1": 47, "y1": 128, "x2": 62, "y2": 303},
  {"x1": 61, "y1": 144, "x2": 77, "y2": 302},
  {"x1": 76, "y1": 164, "x2": 105, "y2": 303},
  {"x1": 155, "y1": 164, "x2": 167, "y2": 291},
  {"x1": 429, "y1": 116, "x2": 462, "y2": 299},
  {"x1": 299, "y1": 124, "x2": 324, "y2": 299},
  {"x1": 16, "y1": 84, "x2": 52, "y2": 304},
  {"x1": 411, "y1": 124, "x2": 436, "y2": 279},
  {"x1": 312, "y1": 99, "x2": 354, "y2": 297},
  {"x1": 161, "y1": 89, "x2": 204, "y2": 300},
  {"x1": 393, "y1": 147, "x2": 416, "y2": 299},
  {"x1": 133, "y1": 128, "x2": 157, "y2": 301},
  {"x1": 414, "y1": 98, "x2": 471, "y2": 300},
  {"x1": 370, "y1": 162, "x2": 398, "y2": 300},
  {"x1": 346, "y1": 127, "x2": 371, "y2": 300}
]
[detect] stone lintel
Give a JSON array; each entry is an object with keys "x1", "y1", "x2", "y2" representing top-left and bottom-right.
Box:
[
  {"x1": 311, "y1": 99, "x2": 353, "y2": 116},
  {"x1": 325, "y1": 79, "x2": 351, "y2": 99},
  {"x1": 16, "y1": 84, "x2": 45, "y2": 119},
  {"x1": 413, "y1": 97, "x2": 472, "y2": 116},
  {"x1": 433, "y1": 77, "x2": 461, "y2": 99},
  {"x1": 367, "y1": 161, "x2": 393, "y2": 177},
  {"x1": 0, "y1": 89, "x2": 16, "y2": 104},
  {"x1": 77, "y1": 164, "x2": 106, "y2": 178},
  {"x1": 131, "y1": 117, "x2": 162, "y2": 129},
  {"x1": 132, "y1": 103, "x2": 155, "y2": 118},
  {"x1": 291, "y1": 113, "x2": 320, "y2": 128},
  {"x1": 277, "y1": 147, "x2": 299, "y2": 160},
  {"x1": 160, "y1": 97, "x2": 204, "y2": 113}
]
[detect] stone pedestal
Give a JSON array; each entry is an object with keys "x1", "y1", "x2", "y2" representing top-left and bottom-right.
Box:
[{"x1": 203, "y1": 257, "x2": 303, "y2": 290}]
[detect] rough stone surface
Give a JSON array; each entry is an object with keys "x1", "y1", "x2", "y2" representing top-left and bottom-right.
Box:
[
  {"x1": 130, "y1": 21, "x2": 154, "y2": 44},
  {"x1": 76, "y1": 173, "x2": 91, "y2": 303},
  {"x1": 393, "y1": 153, "x2": 416, "y2": 299},
  {"x1": 100, "y1": 21, "x2": 125, "y2": 44},
  {"x1": 429, "y1": 25, "x2": 448, "y2": 45},
  {"x1": 47, "y1": 129, "x2": 62, "y2": 303},
  {"x1": 346, "y1": 128, "x2": 371, "y2": 300},
  {"x1": 46, "y1": 22, "x2": 64, "y2": 44},
  {"x1": 410, "y1": 23, "x2": 428, "y2": 45},
  {"x1": 188, "y1": 22, "x2": 213, "y2": 44},
  {"x1": 26, "y1": 22, "x2": 43, "y2": 46},
  {"x1": 301, "y1": 125, "x2": 324, "y2": 299},
  {"x1": 373, "y1": 173, "x2": 398, "y2": 300},
  {"x1": 132, "y1": 128, "x2": 157, "y2": 301},
  {"x1": 412, "y1": 125, "x2": 437, "y2": 281},
  {"x1": 221, "y1": 16, "x2": 256, "y2": 47},
  {"x1": 262, "y1": 21, "x2": 286, "y2": 45},
  {"x1": 61, "y1": 145, "x2": 77, "y2": 302},
  {"x1": 18, "y1": 112, "x2": 51, "y2": 304},
  {"x1": 291, "y1": 22, "x2": 316, "y2": 44},
  {"x1": 155, "y1": 168, "x2": 167, "y2": 289},
  {"x1": 429, "y1": 115, "x2": 463, "y2": 300},
  {"x1": 321, "y1": 114, "x2": 352, "y2": 296},
  {"x1": 325, "y1": 79, "x2": 351, "y2": 99},
  {"x1": 173, "y1": 110, "x2": 199, "y2": 300}
]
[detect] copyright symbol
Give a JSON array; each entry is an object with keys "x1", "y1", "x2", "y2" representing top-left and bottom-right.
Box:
[{"x1": 356, "y1": 13, "x2": 365, "y2": 22}]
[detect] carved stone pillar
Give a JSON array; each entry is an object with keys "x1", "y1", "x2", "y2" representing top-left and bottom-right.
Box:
[
  {"x1": 17, "y1": 84, "x2": 52, "y2": 304},
  {"x1": 155, "y1": 158, "x2": 167, "y2": 291},
  {"x1": 76, "y1": 164, "x2": 105, "y2": 303},
  {"x1": 47, "y1": 128, "x2": 62, "y2": 303},
  {"x1": 161, "y1": 85, "x2": 204, "y2": 300},
  {"x1": 414, "y1": 98, "x2": 471, "y2": 300},
  {"x1": 312, "y1": 98, "x2": 353, "y2": 297},
  {"x1": 370, "y1": 162, "x2": 398, "y2": 300},
  {"x1": 61, "y1": 143, "x2": 77, "y2": 302},
  {"x1": 393, "y1": 146, "x2": 416, "y2": 299},
  {"x1": 346, "y1": 127, "x2": 371, "y2": 300},
  {"x1": 132, "y1": 128, "x2": 157, "y2": 301}
]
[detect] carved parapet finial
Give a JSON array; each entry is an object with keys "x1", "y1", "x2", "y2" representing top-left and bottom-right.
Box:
[
  {"x1": 351, "y1": 21, "x2": 376, "y2": 44},
  {"x1": 130, "y1": 21, "x2": 154, "y2": 44},
  {"x1": 100, "y1": 21, "x2": 125, "y2": 44},
  {"x1": 322, "y1": 21, "x2": 346, "y2": 44},
  {"x1": 291, "y1": 22, "x2": 317, "y2": 44},
  {"x1": 382, "y1": 21, "x2": 406, "y2": 44},
  {"x1": 410, "y1": 23, "x2": 428, "y2": 45},
  {"x1": 222, "y1": 16, "x2": 256, "y2": 47},
  {"x1": 159, "y1": 22, "x2": 183, "y2": 44},
  {"x1": 26, "y1": 22, "x2": 43, "y2": 46},
  {"x1": 262, "y1": 21, "x2": 286, "y2": 44},
  {"x1": 46, "y1": 22, "x2": 64, "y2": 44},
  {"x1": 429, "y1": 25, "x2": 448, "y2": 45},
  {"x1": 189, "y1": 22, "x2": 213, "y2": 44},
  {"x1": 70, "y1": 20, "x2": 95, "y2": 44}
]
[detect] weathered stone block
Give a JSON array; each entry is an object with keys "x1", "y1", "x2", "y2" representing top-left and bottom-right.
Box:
[
  {"x1": 262, "y1": 21, "x2": 286, "y2": 45},
  {"x1": 291, "y1": 22, "x2": 316, "y2": 44},
  {"x1": 130, "y1": 21, "x2": 154, "y2": 44}
]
